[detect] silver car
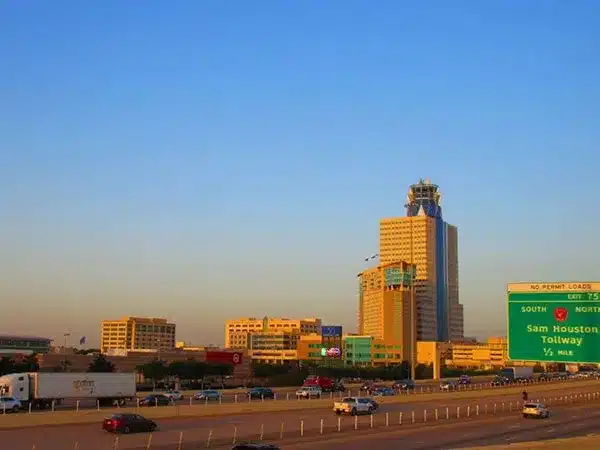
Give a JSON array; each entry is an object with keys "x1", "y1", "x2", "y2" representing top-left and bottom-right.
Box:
[
  {"x1": 522, "y1": 402, "x2": 550, "y2": 419},
  {"x1": 195, "y1": 390, "x2": 222, "y2": 401}
]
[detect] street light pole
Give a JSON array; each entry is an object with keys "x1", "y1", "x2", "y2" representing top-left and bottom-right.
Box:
[
  {"x1": 410, "y1": 274, "x2": 416, "y2": 381},
  {"x1": 63, "y1": 333, "x2": 71, "y2": 368},
  {"x1": 410, "y1": 220, "x2": 417, "y2": 381}
]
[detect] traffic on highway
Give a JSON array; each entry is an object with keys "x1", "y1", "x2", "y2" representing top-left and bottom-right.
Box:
[
  {"x1": 2, "y1": 375, "x2": 599, "y2": 449},
  {"x1": 3, "y1": 369, "x2": 594, "y2": 414}
]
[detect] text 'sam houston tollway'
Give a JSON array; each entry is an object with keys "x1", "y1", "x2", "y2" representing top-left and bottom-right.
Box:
[{"x1": 508, "y1": 282, "x2": 600, "y2": 363}]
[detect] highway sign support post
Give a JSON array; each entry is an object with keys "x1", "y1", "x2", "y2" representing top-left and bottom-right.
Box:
[{"x1": 508, "y1": 282, "x2": 600, "y2": 363}]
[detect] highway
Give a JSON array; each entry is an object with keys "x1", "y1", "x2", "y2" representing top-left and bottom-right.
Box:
[
  {"x1": 19, "y1": 375, "x2": 565, "y2": 411},
  {"x1": 2, "y1": 382, "x2": 599, "y2": 449},
  {"x1": 11, "y1": 377, "x2": 496, "y2": 412},
  {"x1": 286, "y1": 403, "x2": 600, "y2": 449}
]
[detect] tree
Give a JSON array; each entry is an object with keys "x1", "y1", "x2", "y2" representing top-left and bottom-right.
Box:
[
  {"x1": 0, "y1": 357, "x2": 14, "y2": 376},
  {"x1": 75, "y1": 348, "x2": 101, "y2": 355},
  {"x1": 52, "y1": 360, "x2": 72, "y2": 372},
  {"x1": 88, "y1": 354, "x2": 116, "y2": 373},
  {"x1": 13, "y1": 354, "x2": 39, "y2": 372},
  {"x1": 168, "y1": 361, "x2": 187, "y2": 381},
  {"x1": 136, "y1": 359, "x2": 167, "y2": 389},
  {"x1": 415, "y1": 363, "x2": 433, "y2": 380},
  {"x1": 251, "y1": 363, "x2": 289, "y2": 378},
  {"x1": 189, "y1": 361, "x2": 208, "y2": 389},
  {"x1": 208, "y1": 364, "x2": 234, "y2": 388}
]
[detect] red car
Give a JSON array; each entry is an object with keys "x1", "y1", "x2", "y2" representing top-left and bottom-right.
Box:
[{"x1": 103, "y1": 413, "x2": 158, "y2": 434}]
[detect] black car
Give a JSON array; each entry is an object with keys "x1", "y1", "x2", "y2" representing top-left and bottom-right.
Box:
[
  {"x1": 333, "y1": 380, "x2": 346, "y2": 392},
  {"x1": 393, "y1": 379, "x2": 416, "y2": 391},
  {"x1": 103, "y1": 413, "x2": 158, "y2": 434},
  {"x1": 231, "y1": 444, "x2": 280, "y2": 449},
  {"x1": 247, "y1": 387, "x2": 275, "y2": 399},
  {"x1": 360, "y1": 382, "x2": 374, "y2": 391},
  {"x1": 139, "y1": 394, "x2": 171, "y2": 406},
  {"x1": 491, "y1": 376, "x2": 510, "y2": 386}
]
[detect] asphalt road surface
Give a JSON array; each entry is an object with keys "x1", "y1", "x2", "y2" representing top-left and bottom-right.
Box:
[
  {"x1": 3, "y1": 382, "x2": 599, "y2": 450},
  {"x1": 25, "y1": 375, "x2": 568, "y2": 411},
  {"x1": 286, "y1": 402, "x2": 600, "y2": 449}
]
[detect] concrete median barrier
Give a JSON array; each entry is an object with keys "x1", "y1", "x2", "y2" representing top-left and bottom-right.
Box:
[{"x1": 1, "y1": 378, "x2": 597, "y2": 430}]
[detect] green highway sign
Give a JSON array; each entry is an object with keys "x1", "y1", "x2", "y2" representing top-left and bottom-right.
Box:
[{"x1": 508, "y1": 282, "x2": 600, "y2": 363}]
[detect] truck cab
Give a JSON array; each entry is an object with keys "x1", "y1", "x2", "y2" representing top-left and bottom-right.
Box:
[{"x1": 0, "y1": 373, "x2": 31, "y2": 403}]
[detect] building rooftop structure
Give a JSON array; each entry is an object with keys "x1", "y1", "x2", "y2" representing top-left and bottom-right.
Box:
[{"x1": 405, "y1": 178, "x2": 443, "y2": 218}]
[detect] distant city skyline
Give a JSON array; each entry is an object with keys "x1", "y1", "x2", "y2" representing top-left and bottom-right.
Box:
[{"x1": 2, "y1": 2, "x2": 599, "y2": 347}]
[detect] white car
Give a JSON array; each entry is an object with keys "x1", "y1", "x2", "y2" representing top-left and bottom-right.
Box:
[
  {"x1": 0, "y1": 396, "x2": 22, "y2": 413},
  {"x1": 440, "y1": 381, "x2": 456, "y2": 391},
  {"x1": 296, "y1": 386, "x2": 322, "y2": 399},
  {"x1": 522, "y1": 402, "x2": 550, "y2": 419},
  {"x1": 162, "y1": 390, "x2": 183, "y2": 401}
]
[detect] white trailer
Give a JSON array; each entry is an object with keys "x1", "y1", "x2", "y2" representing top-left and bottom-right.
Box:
[
  {"x1": 0, "y1": 372, "x2": 136, "y2": 409},
  {"x1": 500, "y1": 366, "x2": 534, "y2": 380}
]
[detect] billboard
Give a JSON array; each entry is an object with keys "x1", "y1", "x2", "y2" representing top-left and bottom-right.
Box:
[
  {"x1": 321, "y1": 325, "x2": 342, "y2": 337},
  {"x1": 205, "y1": 351, "x2": 243, "y2": 365},
  {"x1": 320, "y1": 347, "x2": 342, "y2": 357}
]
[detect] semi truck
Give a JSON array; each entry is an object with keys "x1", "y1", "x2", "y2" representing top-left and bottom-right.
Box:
[
  {"x1": 0, "y1": 372, "x2": 136, "y2": 409},
  {"x1": 499, "y1": 367, "x2": 534, "y2": 382}
]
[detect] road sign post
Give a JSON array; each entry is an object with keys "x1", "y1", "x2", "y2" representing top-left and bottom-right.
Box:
[{"x1": 508, "y1": 282, "x2": 600, "y2": 363}]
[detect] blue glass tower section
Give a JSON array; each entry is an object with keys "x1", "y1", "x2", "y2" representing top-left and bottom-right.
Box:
[{"x1": 405, "y1": 179, "x2": 449, "y2": 342}]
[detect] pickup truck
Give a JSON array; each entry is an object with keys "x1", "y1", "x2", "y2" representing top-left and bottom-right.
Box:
[{"x1": 333, "y1": 397, "x2": 375, "y2": 416}]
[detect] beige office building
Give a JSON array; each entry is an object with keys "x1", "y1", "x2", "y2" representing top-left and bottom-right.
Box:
[
  {"x1": 101, "y1": 317, "x2": 176, "y2": 354},
  {"x1": 225, "y1": 317, "x2": 321, "y2": 349},
  {"x1": 357, "y1": 260, "x2": 416, "y2": 362},
  {"x1": 379, "y1": 179, "x2": 464, "y2": 342}
]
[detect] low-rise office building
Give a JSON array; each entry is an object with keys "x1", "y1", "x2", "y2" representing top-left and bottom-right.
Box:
[
  {"x1": 225, "y1": 316, "x2": 321, "y2": 349},
  {"x1": 0, "y1": 334, "x2": 52, "y2": 356},
  {"x1": 101, "y1": 317, "x2": 176, "y2": 354},
  {"x1": 444, "y1": 337, "x2": 507, "y2": 369}
]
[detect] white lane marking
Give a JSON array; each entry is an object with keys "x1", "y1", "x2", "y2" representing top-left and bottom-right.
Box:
[
  {"x1": 547, "y1": 428, "x2": 555, "y2": 433},
  {"x1": 508, "y1": 425, "x2": 521, "y2": 429},
  {"x1": 506, "y1": 437, "x2": 516, "y2": 441},
  {"x1": 571, "y1": 415, "x2": 580, "y2": 418}
]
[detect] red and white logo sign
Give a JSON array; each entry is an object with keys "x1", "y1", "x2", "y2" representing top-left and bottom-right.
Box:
[
  {"x1": 206, "y1": 350, "x2": 243, "y2": 365},
  {"x1": 554, "y1": 307, "x2": 568, "y2": 322}
]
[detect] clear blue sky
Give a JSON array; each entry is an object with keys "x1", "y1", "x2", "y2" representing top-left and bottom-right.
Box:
[{"x1": 2, "y1": 1, "x2": 599, "y2": 347}]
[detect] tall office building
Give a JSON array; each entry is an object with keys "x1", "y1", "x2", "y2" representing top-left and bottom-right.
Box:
[
  {"x1": 100, "y1": 317, "x2": 176, "y2": 354},
  {"x1": 357, "y1": 261, "x2": 416, "y2": 362},
  {"x1": 379, "y1": 179, "x2": 464, "y2": 342}
]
